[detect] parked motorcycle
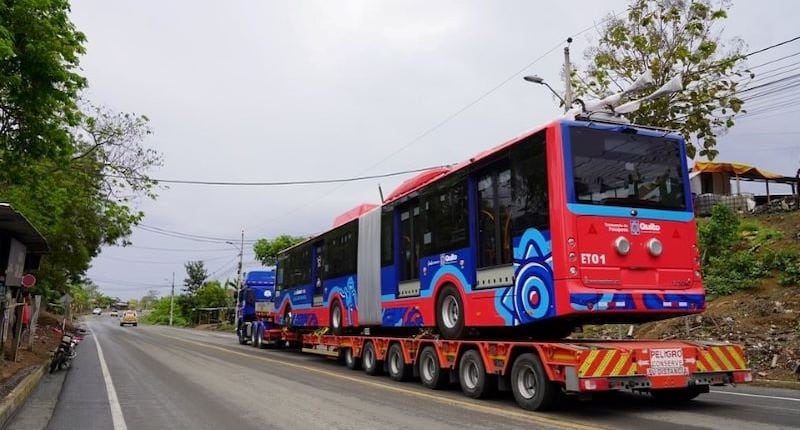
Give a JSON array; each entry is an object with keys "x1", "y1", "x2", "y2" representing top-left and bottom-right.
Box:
[{"x1": 49, "y1": 328, "x2": 82, "y2": 373}]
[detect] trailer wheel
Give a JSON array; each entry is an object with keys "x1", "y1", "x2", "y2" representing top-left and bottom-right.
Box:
[
  {"x1": 650, "y1": 387, "x2": 704, "y2": 403},
  {"x1": 330, "y1": 300, "x2": 343, "y2": 336},
  {"x1": 387, "y1": 343, "x2": 411, "y2": 382},
  {"x1": 510, "y1": 352, "x2": 558, "y2": 411},
  {"x1": 436, "y1": 285, "x2": 465, "y2": 339},
  {"x1": 344, "y1": 348, "x2": 361, "y2": 370},
  {"x1": 362, "y1": 341, "x2": 382, "y2": 376},
  {"x1": 419, "y1": 346, "x2": 447, "y2": 390},
  {"x1": 458, "y1": 349, "x2": 495, "y2": 398}
]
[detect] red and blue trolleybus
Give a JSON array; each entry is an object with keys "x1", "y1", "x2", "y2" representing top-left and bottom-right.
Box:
[{"x1": 275, "y1": 117, "x2": 703, "y2": 339}]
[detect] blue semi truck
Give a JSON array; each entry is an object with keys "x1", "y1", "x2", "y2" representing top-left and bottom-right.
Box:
[{"x1": 236, "y1": 270, "x2": 277, "y2": 347}]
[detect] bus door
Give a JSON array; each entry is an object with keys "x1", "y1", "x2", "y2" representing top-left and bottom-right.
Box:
[
  {"x1": 397, "y1": 198, "x2": 423, "y2": 297},
  {"x1": 311, "y1": 240, "x2": 324, "y2": 306}
]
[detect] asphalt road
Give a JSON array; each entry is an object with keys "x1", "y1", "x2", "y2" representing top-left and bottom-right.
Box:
[{"x1": 9, "y1": 317, "x2": 800, "y2": 430}]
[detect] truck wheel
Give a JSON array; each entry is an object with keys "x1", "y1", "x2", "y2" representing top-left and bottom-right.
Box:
[
  {"x1": 419, "y1": 346, "x2": 447, "y2": 389},
  {"x1": 362, "y1": 341, "x2": 382, "y2": 376},
  {"x1": 238, "y1": 327, "x2": 247, "y2": 345},
  {"x1": 651, "y1": 387, "x2": 704, "y2": 403},
  {"x1": 344, "y1": 348, "x2": 361, "y2": 370},
  {"x1": 255, "y1": 326, "x2": 264, "y2": 349},
  {"x1": 387, "y1": 343, "x2": 411, "y2": 382},
  {"x1": 436, "y1": 285, "x2": 465, "y2": 339},
  {"x1": 510, "y1": 352, "x2": 559, "y2": 411},
  {"x1": 459, "y1": 349, "x2": 495, "y2": 399},
  {"x1": 250, "y1": 325, "x2": 258, "y2": 347},
  {"x1": 330, "y1": 300, "x2": 343, "y2": 336}
]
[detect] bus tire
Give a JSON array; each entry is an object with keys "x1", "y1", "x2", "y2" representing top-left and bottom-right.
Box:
[
  {"x1": 419, "y1": 346, "x2": 447, "y2": 390},
  {"x1": 510, "y1": 352, "x2": 558, "y2": 411},
  {"x1": 387, "y1": 343, "x2": 411, "y2": 382},
  {"x1": 362, "y1": 341, "x2": 382, "y2": 376},
  {"x1": 344, "y1": 348, "x2": 361, "y2": 370},
  {"x1": 459, "y1": 349, "x2": 495, "y2": 399},
  {"x1": 330, "y1": 300, "x2": 343, "y2": 336},
  {"x1": 436, "y1": 284, "x2": 465, "y2": 339}
]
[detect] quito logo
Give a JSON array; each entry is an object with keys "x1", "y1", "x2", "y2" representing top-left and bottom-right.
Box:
[
  {"x1": 440, "y1": 253, "x2": 458, "y2": 265},
  {"x1": 640, "y1": 222, "x2": 662, "y2": 233}
]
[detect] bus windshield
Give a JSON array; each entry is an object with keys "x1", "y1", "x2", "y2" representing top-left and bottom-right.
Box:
[{"x1": 569, "y1": 126, "x2": 687, "y2": 211}]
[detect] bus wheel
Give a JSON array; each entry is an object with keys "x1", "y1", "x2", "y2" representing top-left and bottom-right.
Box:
[
  {"x1": 419, "y1": 346, "x2": 447, "y2": 389},
  {"x1": 362, "y1": 341, "x2": 382, "y2": 376},
  {"x1": 330, "y1": 300, "x2": 343, "y2": 335},
  {"x1": 344, "y1": 348, "x2": 361, "y2": 370},
  {"x1": 459, "y1": 349, "x2": 495, "y2": 399},
  {"x1": 510, "y1": 352, "x2": 558, "y2": 411},
  {"x1": 436, "y1": 285, "x2": 465, "y2": 339},
  {"x1": 387, "y1": 343, "x2": 411, "y2": 382}
]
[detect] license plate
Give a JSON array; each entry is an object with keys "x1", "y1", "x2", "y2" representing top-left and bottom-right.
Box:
[{"x1": 648, "y1": 348, "x2": 687, "y2": 376}]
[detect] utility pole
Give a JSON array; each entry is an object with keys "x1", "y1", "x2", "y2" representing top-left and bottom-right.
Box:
[
  {"x1": 169, "y1": 271, "x2": 175, "y2": 327},
  {"x1": 563, "y1": 37, "x2": 573, "y2": 112},
  {"x1": 234, "y1": 229, "x2": 244, "y2": 331}
]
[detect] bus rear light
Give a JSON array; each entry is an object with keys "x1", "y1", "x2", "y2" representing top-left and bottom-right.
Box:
[
  {"x1": 646, "y1": 238, "x2": 663, "y2": 257},
  {"x1": 580, "y1": 378, "x2": 609, "y2": 391},
  {"x1": 569, "y1": 266, "x2": 578, "y2": 276},
  {"x1": 614, "y1": 236, "x2": 631, "y2": 255},
  {"x1": 569, "y1": 252, "x2": 576, "y2": 261},
  {"x1": 568, "y1": 237, "x2": 576, "y2": 248}
]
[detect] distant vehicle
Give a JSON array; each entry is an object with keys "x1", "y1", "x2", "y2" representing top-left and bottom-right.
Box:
[
  {"x1": 237, "y1": 270, "x2": 276, "y2": 347},
  {"x1": 109, "y1": 310, "x2": 119, "y2": 317},
  {"x1": 120, "y1": 310, "x2": 138, "y2": 327},
  {"x1": 92, "y1": 307, "x2": 102, "y2": 315}
]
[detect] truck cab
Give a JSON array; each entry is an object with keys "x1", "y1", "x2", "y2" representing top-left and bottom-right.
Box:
[{"x1": 237, "y1": 270, "x2": 276, "y2": 347}]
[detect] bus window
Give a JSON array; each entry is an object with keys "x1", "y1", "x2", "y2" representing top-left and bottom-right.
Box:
[
  {"x1": 422, "y1": 179, "x2": 468, "y2": 256},
  {"x1": 381, "y1": 210, "x2": 393, "y2": 266},
  {"x1": 477, "y1": 173, "x2": 498, "y2": 268},
  {"x1": 511, "y1": 131, "x2": 549, "y2": 236}
]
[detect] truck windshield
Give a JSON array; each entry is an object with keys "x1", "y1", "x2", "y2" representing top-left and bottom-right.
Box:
[{"x1": 569, "y1": 126, "x2": 687, "y2": 211}]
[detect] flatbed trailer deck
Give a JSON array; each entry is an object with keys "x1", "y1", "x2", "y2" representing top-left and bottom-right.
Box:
[{"x1": 261, "y1": 328, "x2": 751, "y2": 411}]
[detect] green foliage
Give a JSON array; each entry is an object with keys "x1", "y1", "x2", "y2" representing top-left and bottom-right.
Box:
[
  {"x1": 253, "y1": 234, "x2": 306, "y2": 266},
  {"x1": 139, "y1": 289, "x2": 160, "y2": 310},
  {"x1": 698, "y1": 204, "x2": 739, "y2": 262},
  {"x1": 763, "y1": 249, "x2": 800, "y2": 287},
  {"x1": 703, "y1": 250, "x2": 766, "y2": 295},
  {"x1": 183, "y1": 260, "x2": 208, "y2": 294},
  {"x1": 0, "y1": 0, "x2": 87, "y2": 176},
  {"x1": 143, "y1": 297, "x2": 190, "y2": 326},
  {"x1": 195, "y1": 281, "x2": 229, "y2": 308},
  {"x1": 572, "y1": 0, "x2": 750, "y2": 159}
]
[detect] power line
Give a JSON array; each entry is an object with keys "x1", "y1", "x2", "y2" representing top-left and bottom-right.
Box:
[
  {"x1": 121, "y1": 245, "x2": 235, "y2": 252},
  {"x1": 136, "y1": 224, "x2": 260, "y2": 244},
  {"x1": 114, "y1": 165, "x2": 448, "y2": 187},
  {"x1": 97, "y1": 253, "x2": 240, "y2": 265},
  {"x1": 750, "y1": 50, "x2": 800, "y2": 70},
  {"x1": 744, "y1": 35, "x2": 800, "y2": 58}
]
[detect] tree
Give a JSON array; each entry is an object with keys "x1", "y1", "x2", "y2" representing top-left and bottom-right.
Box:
[
  {"x1": 253, "y1": 234, "x2": 306, "y2": 266},
  {"x1": 4, "y1": 105, "x2": 160, "y2": 296},
  {"x1": 183, "y1": 260, "x2": 208, "y2": 294},
  {"x1": 140, "y1": 289, "x2": 160, "y2": 310},
  {"x1": 195, "y1": 281, "x2": 229, "y2": 308},
  {"x1": 0, "y1": 0, "x2": 87, "y2": 179},
  {"x1": 571, "y1": 0, "x2": 750, "y2": 159}
]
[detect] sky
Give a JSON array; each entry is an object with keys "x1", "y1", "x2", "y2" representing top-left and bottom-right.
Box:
[{"x1": 70, "y1": 1, "x2": 800, "y2": 300}]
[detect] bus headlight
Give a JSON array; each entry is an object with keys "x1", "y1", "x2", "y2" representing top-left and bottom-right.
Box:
[
  {"x1": 614, "y1": 236, "x2": 631, "y2": 255},
  {"x1": 647, "y1": 238, "x2": 663, "y2": 257}
]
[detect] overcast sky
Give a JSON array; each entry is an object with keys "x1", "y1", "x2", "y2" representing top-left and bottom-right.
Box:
[{"x1": 71, "y1": 1, "x2": 800, "y2": 300}]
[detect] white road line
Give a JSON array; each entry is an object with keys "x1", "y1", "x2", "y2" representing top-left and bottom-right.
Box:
[
  {"x1": 94, "y1": 334, "x2": 129, "y2": 430},
  {"x1": 710, "y1": 390, "x2": 800, "y2": 402}
]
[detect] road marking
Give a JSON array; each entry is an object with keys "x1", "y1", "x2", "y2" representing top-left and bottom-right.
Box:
[
  {"x1": 710, "y1": 390, "x2": 800, "y2": 402},
  {"x1": 94, "y1": 334, "x2": 129, "y2": 430},
  {"x1": 155, "y1": 331, "x2": 603, "y2": 430}
]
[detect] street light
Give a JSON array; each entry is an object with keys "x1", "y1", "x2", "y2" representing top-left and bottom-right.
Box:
[{"x1": 523, "y1": 75, "x2": 568, "y2": 109}]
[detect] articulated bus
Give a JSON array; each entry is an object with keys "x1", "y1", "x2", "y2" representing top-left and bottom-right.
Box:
[{"x1": 274, "y1": 118, "x2": 704, "y2": 339}]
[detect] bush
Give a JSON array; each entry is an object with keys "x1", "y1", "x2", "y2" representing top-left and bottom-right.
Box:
[
  {"x1": 142, "y1": 297, "x2": 191, "y2": 326},
  {"x1": 703, "y1": 250, "x2": 766, "y2": 295},
  {"x1": 699, "y1": 205, "x2": 740, "y2": 262},
  {"x1": 762, "y1": 249, "x2": 800, "y2": 287}
]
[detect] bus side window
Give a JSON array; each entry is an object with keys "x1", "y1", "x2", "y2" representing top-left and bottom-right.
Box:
[
  {"x1": 511, "y1": 131, "x2": 549, "y2": 236},
  {"x1": 398, "y1": 201, "x2": 422, "y2": 281}
]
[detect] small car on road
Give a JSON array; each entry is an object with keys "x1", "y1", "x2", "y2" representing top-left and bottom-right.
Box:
[
  {"x1": 92, "y1": 307, "x2": 102, "y2": 315},
  {"x1": 120, "y1": 310, "x2": 138, "y2": 327},
  {"x1": 109, "y1": 309, "x2": 119, "y2": 317}
]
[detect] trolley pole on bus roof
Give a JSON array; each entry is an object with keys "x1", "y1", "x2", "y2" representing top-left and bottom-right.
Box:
[{"x1": 563, "y1": 37, "x2": 573, "y2": 113}]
